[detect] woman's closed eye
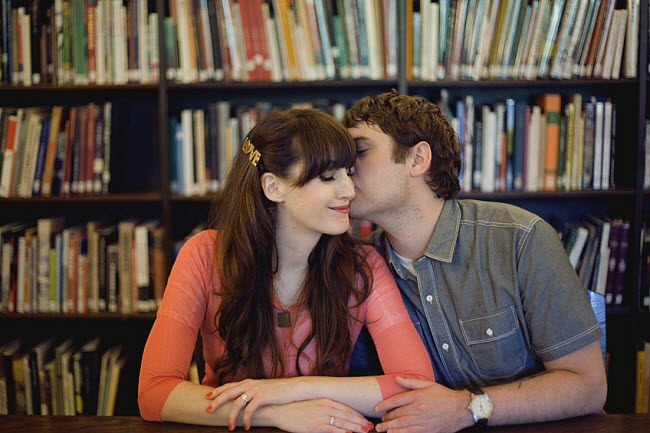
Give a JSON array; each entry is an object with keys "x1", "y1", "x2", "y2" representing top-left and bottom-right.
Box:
[{"x1": 319, "y1": 173, "x2": 335, "y2": 182}]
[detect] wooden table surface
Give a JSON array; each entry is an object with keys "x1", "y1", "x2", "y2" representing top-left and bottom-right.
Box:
[{"x1": 2, "y1": 414, "x2": 650, "y2": 432}]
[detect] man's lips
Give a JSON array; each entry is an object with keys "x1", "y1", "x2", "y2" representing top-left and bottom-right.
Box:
[{"x1": 329, "y1": 205, "x2": 350, "y2": 214}]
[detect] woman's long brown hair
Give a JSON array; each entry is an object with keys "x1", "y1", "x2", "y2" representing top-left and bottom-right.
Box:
[{"x1": 210, "y1": 108, "x2": 372, "y2": 383}]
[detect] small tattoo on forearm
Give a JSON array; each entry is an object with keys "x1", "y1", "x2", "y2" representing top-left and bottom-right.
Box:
[{"x1": 517, "y1": 370, "x2": 554, "y2": 389}]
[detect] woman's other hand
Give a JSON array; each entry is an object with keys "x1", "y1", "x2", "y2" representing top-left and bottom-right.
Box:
[{"x1": 270, "y1": 399, "x2": 374, "y2": 433}]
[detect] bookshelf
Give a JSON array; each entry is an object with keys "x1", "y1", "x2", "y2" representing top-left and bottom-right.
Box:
[{"x1": 0, "y1": 0, "x2": 648, "y2": 417}]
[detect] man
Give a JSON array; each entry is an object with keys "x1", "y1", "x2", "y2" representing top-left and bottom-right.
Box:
[{"x1": 343, "y1": 90, "x2": 607, "y2": 433}]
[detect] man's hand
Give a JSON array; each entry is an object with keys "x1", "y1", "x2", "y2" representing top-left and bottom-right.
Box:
[{"x1": 374, "y1": 377, "x2": 474, "y2": 433}]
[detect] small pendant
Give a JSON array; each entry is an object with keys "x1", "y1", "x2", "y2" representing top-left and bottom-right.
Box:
[{"x1": 278, "y1": 311, "x2": 291, "y2": 328}]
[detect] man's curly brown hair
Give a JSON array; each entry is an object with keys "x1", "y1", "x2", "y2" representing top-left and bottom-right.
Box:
[{"x1": 343, "y1": 89, "x2": 462, "y2": 199}]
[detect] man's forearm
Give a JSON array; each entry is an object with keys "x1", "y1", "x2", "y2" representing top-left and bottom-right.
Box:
[
  {"x1": 480, "y1": 342, "x2": 607, "y2": 426},
  {"x1": 481, "y1": 367, "x2": 606, "y2": 426}
]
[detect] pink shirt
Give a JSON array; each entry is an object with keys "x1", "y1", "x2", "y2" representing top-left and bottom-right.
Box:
[{"x1": 138, "y1": 230, "x2": 433, "y2": 421}]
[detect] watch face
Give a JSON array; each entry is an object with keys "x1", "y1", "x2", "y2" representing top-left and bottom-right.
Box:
[{"x1": 470, "y1": 394, "x2": 493, "y2": 418}]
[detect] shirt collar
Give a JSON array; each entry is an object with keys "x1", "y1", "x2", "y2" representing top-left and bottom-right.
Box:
[
  {"x1": 422, "y1": 199, "x2": 459, "y2": 263},
  {"x1": 377, "y1": 199, "x2": 460, "y2": 279}
]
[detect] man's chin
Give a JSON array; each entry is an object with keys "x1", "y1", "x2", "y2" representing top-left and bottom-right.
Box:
[{"x1": 349, "y1": 208, "x2": 364, "y2": 220}]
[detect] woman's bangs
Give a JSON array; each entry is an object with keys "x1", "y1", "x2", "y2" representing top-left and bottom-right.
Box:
[{"x1": 295, "y1": 128, "x2": 356, "y2": 185}]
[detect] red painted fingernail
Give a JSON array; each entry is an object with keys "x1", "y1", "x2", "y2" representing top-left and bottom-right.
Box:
[
  {"x1": 346, "y1": 431, "x2": 352, "y2": 433},
  {"x1": 362, "y1": 427, "x2": 369, "y2": 432},
  {"x1": 367, "y1": 423, "x2": 374, "y2": 428},
  {"x1": 206, "y1": 392, "x2": 212, "y2": 398},
  {"x1": 228, "y1": 424, "x2": 233, "y2": 431},
  {"x1": 245, "y1": 425, "x2": 249, "y2": 431},
  {"x1": 206, "y1": 406, "x2": 211, "y2": 413}
]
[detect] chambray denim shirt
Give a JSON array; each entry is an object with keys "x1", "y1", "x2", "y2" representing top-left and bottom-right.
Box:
[{"x1": 350, "y1": 199, "x2": 603, "y2": 389}]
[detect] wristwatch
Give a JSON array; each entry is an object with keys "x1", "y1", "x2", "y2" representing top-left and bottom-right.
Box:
[{"x1": 467, "y1": 388, "x2": 493, "y2": 426}]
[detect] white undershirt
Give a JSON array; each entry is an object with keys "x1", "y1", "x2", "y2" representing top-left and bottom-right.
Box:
[{"x1": 393, "y1": 250, "x2": 416, "y2": 277}]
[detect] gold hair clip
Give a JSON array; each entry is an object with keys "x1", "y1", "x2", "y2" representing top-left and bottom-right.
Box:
[{"x1": 242, "y1": 137, "x2": 261, "y2": 167}]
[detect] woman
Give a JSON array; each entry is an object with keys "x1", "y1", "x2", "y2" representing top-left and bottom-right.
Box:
[{"x1": 138, "y1": 108, "x2": 433, "y2": 432}]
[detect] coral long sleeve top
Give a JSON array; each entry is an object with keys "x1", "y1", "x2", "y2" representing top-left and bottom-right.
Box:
[{"x1": 138, "y1": 230, "x2": 434, "y2": 421}]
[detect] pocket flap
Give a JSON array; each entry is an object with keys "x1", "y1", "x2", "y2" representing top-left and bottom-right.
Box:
[{"x1": 459, "y1": 306, "x2": 519, "y2": 345}]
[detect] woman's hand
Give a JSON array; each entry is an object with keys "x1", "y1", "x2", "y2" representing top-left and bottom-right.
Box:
[
  {"x1": 206, "y1": 378, "x2": 301, "y2": 429},
  {"x1": 268, "y1": 399, "x2": 374, "y2": 433}
]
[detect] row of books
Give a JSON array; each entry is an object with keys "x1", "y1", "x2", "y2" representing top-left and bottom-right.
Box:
[
  {"x1": 5, "y1": 0, "x2": 642, "y2": 86},
  {"x1": 170, "y1": 99, "x2": 347, "y2": 196},
  {"x1": 636, "y1": 339, "x2": 650, "y2": 413},
  {"x1": 0, "y1": 103, "x2": 112, "y2": 198},
  {"x1": 554, "y1": 216, "x2": 630, "y2": 305},
  {"x1": 166, "y1": 0, "x2": 399, "y2": 83},
  {"x1": 411, "y1": 0, "x2": 640, "y2": 82},
  {"x1": 441, "y1": 92, "x2": 617, "y2": 193},
  {"x1": 0, "y1": 217, "x2": 165, "y2": 315},
  {"x1": 0, "y1": 336, "x2": 126, "y2": 415},
  {"x1": 0, "y1": 0, "x2": 401, "y2": 85},
  {"x1": 0, "y1": 0, "x2": 160, "y2": 86}
]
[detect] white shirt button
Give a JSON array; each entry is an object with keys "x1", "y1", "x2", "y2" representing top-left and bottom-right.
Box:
[
  {"x1": 426, "y1": 295, "x2": 433, "y2": 302},
  {"x1": 486, "y1": 328, "x2": 494, "y2": 337},
  {"x1": 442, "y1": 343, "x2": 449, "y2": 351}
]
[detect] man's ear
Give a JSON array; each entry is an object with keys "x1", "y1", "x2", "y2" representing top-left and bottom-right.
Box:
[
  {"x1": 411, "y1": 141, "x2": 432, "y2": 177},
  {"x1": 260, "y1": 172, "x2": 285, "y2": 203}
]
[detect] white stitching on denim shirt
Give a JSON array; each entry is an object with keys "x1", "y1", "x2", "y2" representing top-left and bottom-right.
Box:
[
  {"x1": 459, "y1": 220, "x2": 537, "y2": 231},
  {"x1": 516, "y1": 217, "x2": 542, "y2": 256},
  {"x1": 459, "y1": 306, "x2": 520, "y2": 345},
  {"x1": 535, "y1": 324, "x2": 602, "y2": 354}
]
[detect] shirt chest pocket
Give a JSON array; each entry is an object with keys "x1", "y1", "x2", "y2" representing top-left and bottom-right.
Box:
[{"x1": 459, "y1": 305, "x2": 527, "y2": 380}]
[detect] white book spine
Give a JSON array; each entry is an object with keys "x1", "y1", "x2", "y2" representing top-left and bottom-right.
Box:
[
  {"x1": 480, "y1": 107, "x2": 496, "y2": 193},
  {"x1": 610, "y1": 10, "x2": 627, "y2": 79},
  {"x1": 193, "y1": 110, "x2": 207, "y2": 196},
  {"x1": 22, "y1": 13, "x2": 32, "y2": 86},
  {"x1": 593, "y1": 102, "x2": 604, "y2": 189},
  {"x1": 17, "y1": 115, "x2": 41, "y2": 198},
  {"x1": 429, "y1": 4, "x2": 440, "y2": 81},
  {"x1": 463, "y1": 96, "x2": 474, "y2": 192},
  {"x1": 137, "y1": 0, "x2": 148, "y2": 83},
  {"x1": 601, "y1": 9, "x2": 622, "y2": 80},
  {"x1": 134, "y1": 225, "x2": 150, "y2": 311},
  {"x1": 16, "y1": 236, "x2": 26, "y2": 313},
  {"x1": 181, "y1": 109, "x2": 196, "y2": 196},
  {"x1": 96, "y1": 2, "x2": 105, "y2": 85},
  {"x1": 526, "y1": 106, "x2": 541, "y2": 191},
  {"x1": 601, "y1": 101, "x2": 612, "y2": 189}
]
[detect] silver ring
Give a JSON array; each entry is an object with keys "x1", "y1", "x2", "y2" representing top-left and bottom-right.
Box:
[
  {"x1": 329, "y1": 417, "x2": 335, "y2": 426},
  {"x1": 241, "y1": 394, "x2": 249, "y2": 403}
]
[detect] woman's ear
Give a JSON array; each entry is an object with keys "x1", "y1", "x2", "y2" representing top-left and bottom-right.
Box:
[
  {"x1": 261, "y1": 172, "x2": 285, "y2": 203},
  {"x1": 411, "y1": 141, "x2": 432, "y2": 177}
]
